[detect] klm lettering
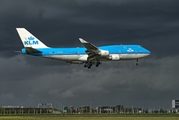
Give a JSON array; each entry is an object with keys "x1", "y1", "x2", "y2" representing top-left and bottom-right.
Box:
[{"x1": 24, "y1": 41, "x2": 39, "y2": 45}]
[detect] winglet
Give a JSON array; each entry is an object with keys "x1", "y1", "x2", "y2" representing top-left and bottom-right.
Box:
[{"x1": 79, "y1": 38, "x2": 88, "y2": 43}]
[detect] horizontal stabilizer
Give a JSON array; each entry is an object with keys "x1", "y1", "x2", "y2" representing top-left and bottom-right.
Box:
[{"x1": 25, "y1": 47, "x2": 42, "y2": 53}]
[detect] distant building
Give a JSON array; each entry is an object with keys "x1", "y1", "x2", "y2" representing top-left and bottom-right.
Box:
[{"x1": 172, "y1": 100, "x2": 179, "y2": 109}]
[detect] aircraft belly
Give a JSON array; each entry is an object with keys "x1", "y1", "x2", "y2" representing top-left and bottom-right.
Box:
[
  {"x1": 44, "y1": 55, "x2": 81, "y2": 61},
  {"x1": 78, "y1": 55, "x2": 88, "y2": 61},
  {"x1": 43, "y1": 54, "x2": 149, "y2": 62},
  {"x1": 120, "y1": 54, "x2": 150, "y2": 60},
  {"x1": 62, "y1": 55, "x2": 80, "y2": 60}
]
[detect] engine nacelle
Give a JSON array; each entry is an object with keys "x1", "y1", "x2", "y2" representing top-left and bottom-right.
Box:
[
  {"x1": 98, "y1": 50, "x2": 109, "y2": 56},
  {"x1": 107, "y1": 54, "x2": 120, "y2": 60}
]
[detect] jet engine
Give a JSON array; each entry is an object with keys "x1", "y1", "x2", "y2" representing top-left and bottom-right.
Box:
[
  {"x1": 98, "y1": 50, "x2": 109, "y2": 56},
  {"x1": 107, "y1": 54, "x2": 120, "y2": 60}
]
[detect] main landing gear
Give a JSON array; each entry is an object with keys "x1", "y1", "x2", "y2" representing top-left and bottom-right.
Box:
[
  {"x1": 95, "y1": 61, "x2": 101, "y2": 67},
  {"x1": 136, "y1": 59, "x2": 139, "y2": 66},
  {"x1": 84, "y1": 62, "x2": 92, "y2": 69},
  {"x1": 84, "y1": 61, "x2": 101, "y2": 69}
]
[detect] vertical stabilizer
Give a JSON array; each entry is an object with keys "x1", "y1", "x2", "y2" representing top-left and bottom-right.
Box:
[{"x1": 16, "y1": 28, "x2": 48, "y2": 48}]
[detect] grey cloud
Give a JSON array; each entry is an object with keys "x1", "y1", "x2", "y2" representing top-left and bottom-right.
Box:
[{"x1": 0, "y1": 55, "x2": 178, "y2": 107}]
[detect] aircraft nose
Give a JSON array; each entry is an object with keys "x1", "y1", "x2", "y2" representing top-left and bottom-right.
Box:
[{"x1": 145, "y1": 49, "x2": 151, "y2": 56}]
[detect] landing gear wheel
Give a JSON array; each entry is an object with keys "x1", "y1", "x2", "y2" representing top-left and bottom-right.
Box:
[
  {"x1": 136, "y1": 59, "x2": 139, "y2": 66},
  {"x1": 84, "y1": 61, "x2": 93, "y2": 69},
  {"x1": 95, "y1": 61, "x2": 101, "y2": 67},
  {"x1": 136, "y1": 63, "x2": 139, "y2": 66}
]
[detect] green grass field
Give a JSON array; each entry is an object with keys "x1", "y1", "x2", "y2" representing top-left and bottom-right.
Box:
[
  {"x1": 1, "y1": 114, "x2": 179, "y2": 120},
  {"x1": 1, "y1": 117, "x2": 179, "y2": 120}
]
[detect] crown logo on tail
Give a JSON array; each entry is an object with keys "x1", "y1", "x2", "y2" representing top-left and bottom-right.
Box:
[{"x1": 28, "y1": 36, "x2": 35, "y2": 40}]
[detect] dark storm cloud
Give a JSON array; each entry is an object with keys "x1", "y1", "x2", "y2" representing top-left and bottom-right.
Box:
[
  {"x1": 0, "y1": 0, "x2": 178, "y2": 108},
  {"x1": 1, "y1": 0, "x2": 179, "y2": 57},
  {"x1": 1, "y1": 55, "x2": 178, "y2": 107}
]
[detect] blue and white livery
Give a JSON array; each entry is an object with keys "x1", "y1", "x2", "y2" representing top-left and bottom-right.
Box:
[{"x1": 16, "y1": 28, "x2": 150, "y2": 68}]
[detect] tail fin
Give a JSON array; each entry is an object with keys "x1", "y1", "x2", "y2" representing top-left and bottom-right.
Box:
[{"x1": 16, "y1": 28, "x2": 48, "y2": 48}]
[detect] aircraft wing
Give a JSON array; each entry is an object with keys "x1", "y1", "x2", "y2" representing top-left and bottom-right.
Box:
[
  {"x1": 79, "y1": 38, "x2": 99, "y2": 51},
  {"x1": 79, "y1": 38, "x2": 100, "y2": 61}
]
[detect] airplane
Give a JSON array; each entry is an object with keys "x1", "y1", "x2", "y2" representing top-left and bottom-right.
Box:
[{"x1": 16, "y1": 28, "x2": 151, "y2": 69}]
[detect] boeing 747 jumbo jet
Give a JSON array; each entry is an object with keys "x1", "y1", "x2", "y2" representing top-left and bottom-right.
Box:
[{"x1": 16, "y1": 28, "x2": 150, "y2": 69}]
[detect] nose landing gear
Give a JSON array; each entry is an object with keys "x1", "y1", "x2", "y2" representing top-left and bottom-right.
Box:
[{"x1": 136, "y1": 59, "x2": 139, "y2": 66}]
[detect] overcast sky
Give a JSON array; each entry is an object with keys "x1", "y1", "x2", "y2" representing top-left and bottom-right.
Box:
[{"x1": 0, "y1": 0, "x2": 179, "y2": 109}]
